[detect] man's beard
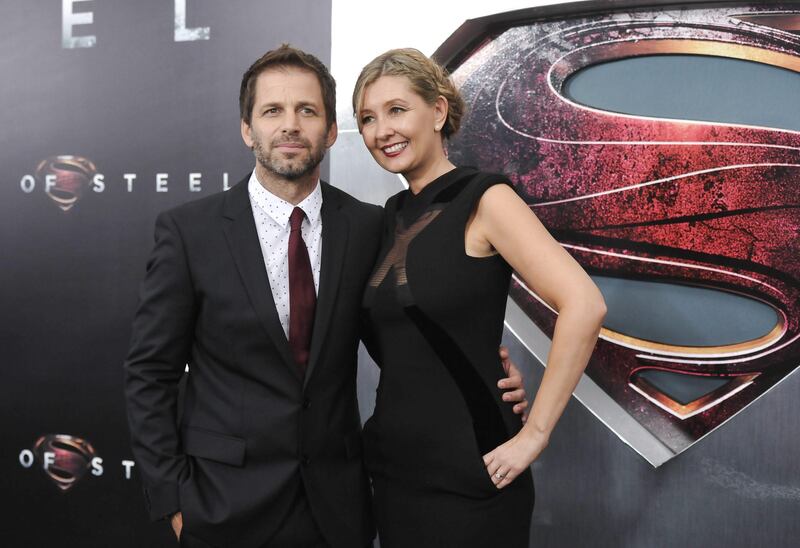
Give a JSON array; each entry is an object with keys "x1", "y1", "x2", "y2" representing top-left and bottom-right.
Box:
[{"x1": 252, "y1": 134, "x2": 326, "y2": 181}]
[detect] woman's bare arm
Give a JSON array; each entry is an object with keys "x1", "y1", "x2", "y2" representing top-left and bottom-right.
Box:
[{"x1": 469, "y1": 184, "x2": 607, "y2": 488}]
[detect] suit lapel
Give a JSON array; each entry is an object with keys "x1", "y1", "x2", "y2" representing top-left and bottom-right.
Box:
[
  {"x1": 222, "y1": 176, "x2": 301, "y2": 382},
  {"x1": 304, "y1": 183, "x2": 349, "y2": 389}
]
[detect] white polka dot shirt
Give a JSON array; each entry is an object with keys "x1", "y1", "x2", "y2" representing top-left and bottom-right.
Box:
[{"x1": 248, "y1": 171, "x2": 323, "y2": 338}]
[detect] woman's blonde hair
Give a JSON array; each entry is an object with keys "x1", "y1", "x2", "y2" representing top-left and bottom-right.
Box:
[{"x1": 352, "y1": 48, "x2": 465, "y2": 139}]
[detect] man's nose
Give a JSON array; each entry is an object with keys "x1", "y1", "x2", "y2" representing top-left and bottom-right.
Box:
[{"x1": 281, "y1": 110, "x2": 300, "y2": 133}]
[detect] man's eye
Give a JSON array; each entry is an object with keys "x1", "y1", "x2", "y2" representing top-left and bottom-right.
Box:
[
  {"x1": 263, "y1": 108, "x2": 279, "y2": 116},
  {"x1": 300, "y1": 107, "x2": 316, "y2": 115}
]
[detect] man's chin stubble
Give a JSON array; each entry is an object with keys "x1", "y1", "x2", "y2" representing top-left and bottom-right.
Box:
[
  {"x1": 256, "y1": 147, "x2": 323, "y2": 182},
  {"x1": 260, "y1": 159, "x2": 317, "y2": 181}
]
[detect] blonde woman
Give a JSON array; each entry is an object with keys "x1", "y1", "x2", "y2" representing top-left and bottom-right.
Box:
[{"x1": 354, "y1": 49, "x2": 607, "y2": 547}]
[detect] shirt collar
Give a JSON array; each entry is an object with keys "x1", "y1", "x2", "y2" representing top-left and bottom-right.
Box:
[{"x1": 248, "y1": 170, "x2": 323, "y2": 227}]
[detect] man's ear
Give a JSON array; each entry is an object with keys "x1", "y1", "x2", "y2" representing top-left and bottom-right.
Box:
[
  {"x1": 325, "y1": 121, "x2": 338, "y2": 149},
  {"x1": 241, "y1": 119, "x2": 254, "y2": 148}
]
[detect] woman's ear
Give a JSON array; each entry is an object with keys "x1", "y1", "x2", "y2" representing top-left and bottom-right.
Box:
[{"x1": 434, "y1": 95, "x2": 449, "y2": 132}]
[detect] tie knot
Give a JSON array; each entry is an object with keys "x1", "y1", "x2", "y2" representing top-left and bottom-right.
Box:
[{"x1": 289, "y1": 207, "x2": 306, "y2": 231}]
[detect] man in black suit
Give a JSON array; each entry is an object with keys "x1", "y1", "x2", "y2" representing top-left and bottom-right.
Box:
[{"x1": 124, "y1": 45, "x2": 527, "y2": 548}]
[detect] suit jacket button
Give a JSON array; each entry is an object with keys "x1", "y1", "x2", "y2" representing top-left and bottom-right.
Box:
[
  {"x1": 303, "y1": 398, "x2": 311, "y2": 410},
  {"x1": 301, "y1": 455, "x2": 311, "y2": 466}
]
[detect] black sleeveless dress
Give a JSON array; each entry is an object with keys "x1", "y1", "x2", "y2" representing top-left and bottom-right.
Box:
[{"x1": 362, "y1": 167, "x2": 535, "y2": 548}]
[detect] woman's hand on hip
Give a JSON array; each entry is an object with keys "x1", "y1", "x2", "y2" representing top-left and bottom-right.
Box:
[{"x1": 482, "y1": 431, "x2": 547, "y2": 489}]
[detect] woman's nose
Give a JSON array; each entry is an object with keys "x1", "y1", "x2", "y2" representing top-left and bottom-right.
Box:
[{"x1": 375, "y1": 116, "x2": 394, "y2": 140}]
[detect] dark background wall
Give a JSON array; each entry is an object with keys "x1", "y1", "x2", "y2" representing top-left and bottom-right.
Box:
[{"x1": 0, "y1": 1, "x2": 330, "y2": 546}]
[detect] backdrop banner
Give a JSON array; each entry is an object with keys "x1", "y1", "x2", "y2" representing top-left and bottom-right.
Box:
[{"x1": 0, "y1": 1, "x2": 331, "y2": 546}]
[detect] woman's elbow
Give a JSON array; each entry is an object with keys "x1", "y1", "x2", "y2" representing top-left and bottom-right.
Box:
[
  {"x1": 562, "y1": 288, "x2": 606, "y2": 325},
  {"x1": 592, "y1": 290, "x2": 607, "y2": 323},
  {"x1": 588, "y1": 288, "x2": 607, "y2": 326}
]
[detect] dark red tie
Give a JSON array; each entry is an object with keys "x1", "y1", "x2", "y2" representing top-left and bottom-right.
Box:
[{"x1": 288, "y1": 207, "x2": 316, "y2": 374}]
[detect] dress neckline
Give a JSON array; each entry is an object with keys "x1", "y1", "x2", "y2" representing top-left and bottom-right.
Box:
[
  {"x1": 399, "y1": 167, "x2": 472, "y2": 224},
  {"x1": 407, "y1": 167, "x2": 466, "y2": 200}
]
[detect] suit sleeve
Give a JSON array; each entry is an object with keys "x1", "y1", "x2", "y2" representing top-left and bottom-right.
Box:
[
  {"x1": 358, "y1": 204, "x2": 387, "y2": 363},
  {"x1": 123, "y1": 210, "x2": 195, "y2": 520}
]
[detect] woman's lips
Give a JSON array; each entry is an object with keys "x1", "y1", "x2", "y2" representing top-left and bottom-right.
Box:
[{"x1": 381, "y1": 141, "x2": 408, "y2": 157}]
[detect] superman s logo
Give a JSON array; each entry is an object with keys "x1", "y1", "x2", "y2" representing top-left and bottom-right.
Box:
[{"x1": 440, "y1": 4, "x2": 800, "y2": 464}]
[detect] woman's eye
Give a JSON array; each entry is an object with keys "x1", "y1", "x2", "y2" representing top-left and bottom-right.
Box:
[
  {"x1": 360, "y1": 115, "x2": 374, "y2": 124},
  {"x1": 389, "y1": 106, "x2": 406, "y2": 114}
]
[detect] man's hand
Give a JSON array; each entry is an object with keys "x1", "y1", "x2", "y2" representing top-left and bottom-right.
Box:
[
  {"x1": 171, "y1": 512, "x2": 183, "y2": 540},
  {"x1": 498, "y1": 346, "x2": 528, "y2": 421}
]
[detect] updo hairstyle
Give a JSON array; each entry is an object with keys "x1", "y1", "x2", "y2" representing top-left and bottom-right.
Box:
[{"x1": 352, "y1": 48, "x2": 465, "y2": 139}]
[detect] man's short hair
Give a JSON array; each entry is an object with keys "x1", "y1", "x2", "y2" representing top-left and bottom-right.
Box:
[{"x1": 239, "y1": 44, "x2": 336, "y2": 129}]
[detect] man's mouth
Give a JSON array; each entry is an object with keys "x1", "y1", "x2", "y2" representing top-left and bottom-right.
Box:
[
  {"x1": 274, "y1": 142, "x2": 307, "y2": 151},
  {"x1": 381, "y1": 141, "x2": 408, "y2": 157}
]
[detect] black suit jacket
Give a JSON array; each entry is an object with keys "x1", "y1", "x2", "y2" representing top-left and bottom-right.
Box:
[{"x1": 124, "y1": 176, "x2": 383, "y2": 548}]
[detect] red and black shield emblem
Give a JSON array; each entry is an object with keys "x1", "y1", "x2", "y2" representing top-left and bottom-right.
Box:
[
  {"x1": 438, "y1": 4, "x2": 800, "y2": 464},
  {"x1": 33, "y1": 434, "x2": 98, "y2": 491}
]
